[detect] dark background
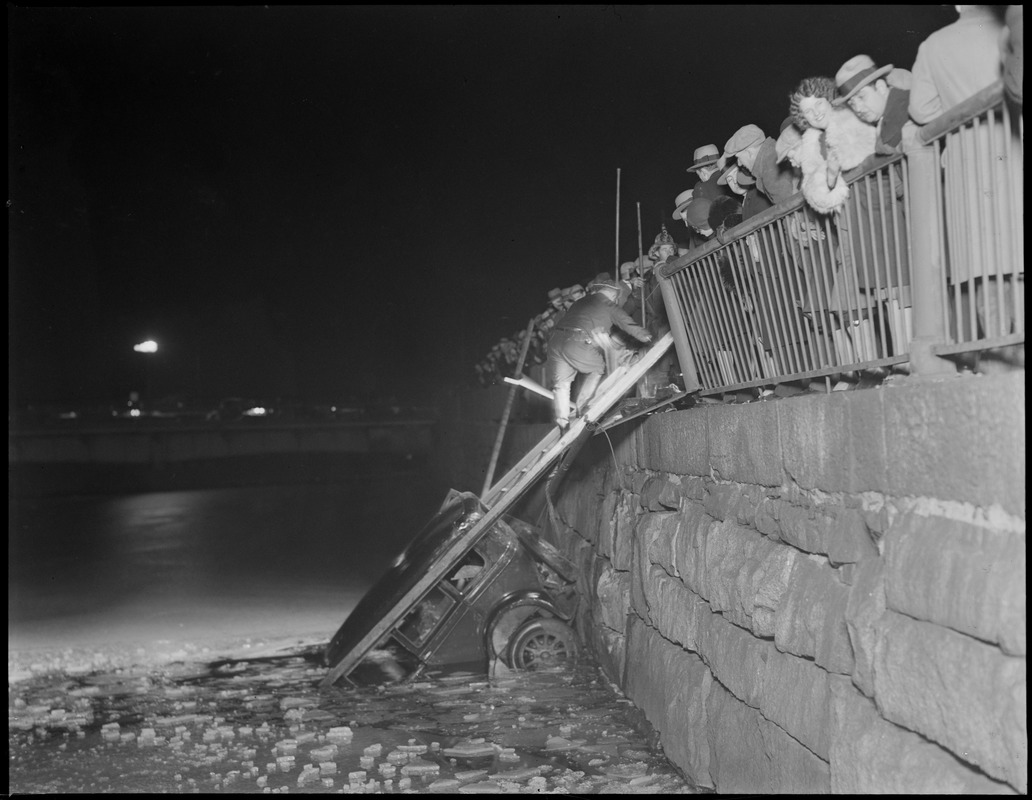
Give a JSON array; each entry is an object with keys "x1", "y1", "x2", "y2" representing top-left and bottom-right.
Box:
[{"x1": 8, "y1": 4, "x2": 956, "y2": 407}]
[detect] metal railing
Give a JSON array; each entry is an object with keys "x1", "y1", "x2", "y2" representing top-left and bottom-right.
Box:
[
  {"x1": 916, "y1": 81, "x2": 1024, "y2": 357},
  {"x1": 659, "y1": 81, "x2": 1023, "y2": 396}
]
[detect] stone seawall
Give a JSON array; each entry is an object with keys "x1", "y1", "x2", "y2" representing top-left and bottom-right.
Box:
[{"x1": 550, "y1": 371, "x2": 1025, "y2": 793}]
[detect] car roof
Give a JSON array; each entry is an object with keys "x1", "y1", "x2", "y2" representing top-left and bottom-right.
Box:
[{"x1": 324, "y1": 490, "x2": 495, "y2": 680}]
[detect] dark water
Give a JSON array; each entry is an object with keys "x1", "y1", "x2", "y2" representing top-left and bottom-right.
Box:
[{"x1": 8, "y1": 460, "x2": 451, "y2": 651}]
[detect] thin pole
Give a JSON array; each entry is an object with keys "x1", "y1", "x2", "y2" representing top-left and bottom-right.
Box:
[
  {"x1": 615, "y1": 168, "x2": 621, "y2": 273},
  {"x1": 636, "y1": 201, "x2": 646, "y2": 328},
  {"x1": 481, "y1": 317, "x2": 536, "y2": 498}
]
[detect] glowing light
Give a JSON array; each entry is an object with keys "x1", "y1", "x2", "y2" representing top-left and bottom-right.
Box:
[
  {"x1": 243, "y1": 407, "x2": 268, "y2": 417},
  {"x1": 129, "y1": 408, "x2": 142, "y2": 417},
  {"x1": 133, "y1": 340, "x2": 159, "y2": 353}
]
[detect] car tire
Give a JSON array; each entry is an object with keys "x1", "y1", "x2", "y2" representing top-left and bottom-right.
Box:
[{"x1": 507, "y1": 619, "x2": 579, "y2": 671}]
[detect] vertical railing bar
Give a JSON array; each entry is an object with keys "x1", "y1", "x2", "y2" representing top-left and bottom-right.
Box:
[
  {"x1": 972, "y1": 114, "x2": 992, "y2": 341},
  {"x1": 988, "y1": 108, "x2": 1007, "y2": 340},
  {"x1": 673, "y1": 273, "x2": 711, "y2": 387},
  {"x1": 880, "y1": 163, "x2": 903, "y2": 355},
  {"x1": 680, "y1": 269, "x2": 718, "y2": 386},
  {"x1": 814, "y1": 212, "x2": 847, "y2": 368},
  {"x1": 778, "y1": 212, "x2": 819, "y2": 371},
  {"x1": 893, "y1": 156, "x2": 912, "y2": 356},
  {"x1": 753, "y1": 224, "x2": 790, "y2": 375},
  {"x1": 932, "y1": 137, "x2": 953, "y2": 345},
  {"x1": 854, "y1": 175, "x2": 882, "y2": 363},
  {"x1": 796, "y1": 206, "x2": 829, "y2": 369},
  {"x1": 731, "y1": 237, "x2": 766, "y2": 382},
  {"x1": 1006, "y1": 101, "x2": 1024, "y2": 332},
  {"x1": 759, "y1": 223, "x2": 799, "y2": 375},
  {"x1": 718, "y1": 245, "x2": 756, "y2": 383},
  {"x1": 960, "y1": 124, "x2": 977, "y2": 344},
  {"x1": 774, "y1": 219, "x2": 809, "y2": 373},
  {"x1": 693, "y1": 257, "x2": 732, "y2": 387},
  {"x1": 697, "y1": 253, "x2": 736, "y2": 385}
]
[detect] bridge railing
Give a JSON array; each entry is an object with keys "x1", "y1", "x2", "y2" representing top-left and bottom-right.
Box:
[{"x1": 660, "y1": 81, "x2": 1023, "y2": 396}]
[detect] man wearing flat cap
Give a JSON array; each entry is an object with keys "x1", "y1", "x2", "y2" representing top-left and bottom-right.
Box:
[
  {"x1": 719, "y1": 161, "x2": 774, "y2": 222},
  {"x1": 719, "y1": 124, "x2": 798, "y2": 209},
  {"x1": 686, "y1": 143, "x2": 734, "y2": 203}
]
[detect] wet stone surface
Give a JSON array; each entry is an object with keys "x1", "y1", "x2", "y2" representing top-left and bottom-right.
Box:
[{"x1": 9, "y1": 647, "x2": 703, "y2": 793}]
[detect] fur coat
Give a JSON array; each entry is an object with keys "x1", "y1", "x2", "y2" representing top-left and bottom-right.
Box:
[{"x1": 797, "y1": 108, "x2": 878, "y2": 215}]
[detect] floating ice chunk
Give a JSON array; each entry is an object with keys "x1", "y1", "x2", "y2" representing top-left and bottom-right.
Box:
[
  {"x1": 400, "y1": 758, "x2": 439, "y2": 777},
  {"x1": 326, "y1": 726, "x2": 353, "y2": 743},
  {"x1": 362, "y1": 743, "x2": 382, "y2": 757},
  {"x1": 458, "y1": 781, "x2": 503, "y2": 793},
  {"x1": 318, "y1": 762, "x2": 336, "y2": 776},
  {"x1": 309, "y1": 745, "x2": 337, "y2": 762},
  {"x1": 441, "y1": 740, "x2": 500, "y2": 758}
]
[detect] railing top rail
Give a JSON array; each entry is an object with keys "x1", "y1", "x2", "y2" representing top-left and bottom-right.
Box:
[
  {"x1": 916, "y1": 79, "x2": 1006, "y2": 145},
  {"x1": 659, "y1": 150, "x2": 905, "y2": 280}
]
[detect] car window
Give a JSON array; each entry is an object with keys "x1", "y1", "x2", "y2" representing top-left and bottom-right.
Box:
[
  {"x1": 445, "y1": 548, "x2": 487, "y2": 593},
  {"x1": 396, "y1": 585, "x2": 456, "y2": 646}
]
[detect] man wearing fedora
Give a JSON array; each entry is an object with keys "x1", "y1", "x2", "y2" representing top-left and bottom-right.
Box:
[
  {"x1": 686, "y1": 144, "x2": 734, "y2": 204},
  {"x1": 546, "y1": 279, "x2": 652, "y2": 430},
  {"x1": 832, "y1": 54, "x2": 914, "y2": 358},
  {"x1": 672, "y1": 188, "x2": 714, "y2": 252},
  {"x1": 835, "y1": 54, "x2": 916, "y2": 159}
]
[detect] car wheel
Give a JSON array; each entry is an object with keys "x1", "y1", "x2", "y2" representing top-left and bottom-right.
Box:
[{"x1": 508, "y1": 619, "x2": 579, "y2": 671}]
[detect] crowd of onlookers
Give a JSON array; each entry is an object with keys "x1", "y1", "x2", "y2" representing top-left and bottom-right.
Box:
[{"x1": 476, "y1": 5, "x2": 1022, "y2": 388}]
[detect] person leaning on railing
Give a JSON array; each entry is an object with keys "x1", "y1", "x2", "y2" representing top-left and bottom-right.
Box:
[
  {"x1": 909, "y1": 4, "x2": 1023, "y2": 357},
  {"x1": 832, "y1": 54, "x2": 917, "y2": 358}
]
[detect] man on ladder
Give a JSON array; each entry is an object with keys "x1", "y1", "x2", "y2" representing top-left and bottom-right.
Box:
[{"x1": 546, "y1": 278, "x2": 653, "y2": 431}]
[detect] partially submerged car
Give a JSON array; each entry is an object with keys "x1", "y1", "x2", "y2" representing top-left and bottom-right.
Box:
[{"x1": 323, "y1": 490, "x2": 579, "y2": 688}]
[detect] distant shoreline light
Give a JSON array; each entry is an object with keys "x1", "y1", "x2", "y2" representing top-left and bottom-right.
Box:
[{"x1": 133, "y1": 340, "x2": 159, "y2": 353}]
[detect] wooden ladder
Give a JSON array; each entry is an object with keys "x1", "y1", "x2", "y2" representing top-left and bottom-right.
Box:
[{"x1": 321, "y1": 332, "x2": 673, "y2": 688}]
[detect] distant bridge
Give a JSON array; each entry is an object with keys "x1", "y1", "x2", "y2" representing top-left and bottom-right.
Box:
[{"x1": 8, "y1": 418, "x2": 436, "y2": 466}]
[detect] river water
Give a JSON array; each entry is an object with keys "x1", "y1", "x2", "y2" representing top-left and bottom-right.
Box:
[
  {"x1": 9, "y1": 462, "x2": 450, "y2": 656},
  {"x1": 8, "y1": 462, "x2": 701, "y2": 793}
]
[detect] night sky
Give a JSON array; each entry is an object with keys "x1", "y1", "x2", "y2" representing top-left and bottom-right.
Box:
[{"x1": 8, "y1": 5, "x2": 956, "y2": 407}]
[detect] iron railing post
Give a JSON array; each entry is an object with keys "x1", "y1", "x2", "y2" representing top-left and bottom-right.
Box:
[
  {"x1": 904, "y1": 141, "x2": 957, "y2": 377},
  {"x1": 657, "y1": 269, "x2": 701, "y2": 392}
]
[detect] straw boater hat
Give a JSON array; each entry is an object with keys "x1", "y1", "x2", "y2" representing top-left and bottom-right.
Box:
[
  {"x1": 834, "y1": 54, "x2": 893, "y2": 105},
  {"x1": 671, "y1": 188, "x2": 695, "y2": 219},
  {"x1": 685, "y1": 144, "x2": 721, "y2": 174}
]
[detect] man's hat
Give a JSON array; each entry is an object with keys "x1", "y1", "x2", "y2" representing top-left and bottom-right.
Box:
[
  {"x1": 684, "y1": 197, "x2": 713, "y2": 231},
  {"x1": 671, "y1": 188, "x2": 695, "y2": 219},
  {"x1": 723, "y1": 124, "x2": 765, "y2": 158},
  {"x1": 834, "y1": 54, "x2": 893, "y2": 105},
  {"x1": 648, "y1": 224, "x2": 677, "y2": 260},
  {"x1": 588, "y1": 278, "x2": 621, "y2": 294},
  {"x1": 717, "y1": 163, "x2": 755, "y2": 186},
  {"x1": 685, "y1": 144, "x2": 721, "y2": 173}
]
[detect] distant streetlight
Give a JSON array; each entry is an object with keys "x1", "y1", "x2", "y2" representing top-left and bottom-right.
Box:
[{"x1": 131, "y1": 339, "x2": 160, "y2": 412}]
